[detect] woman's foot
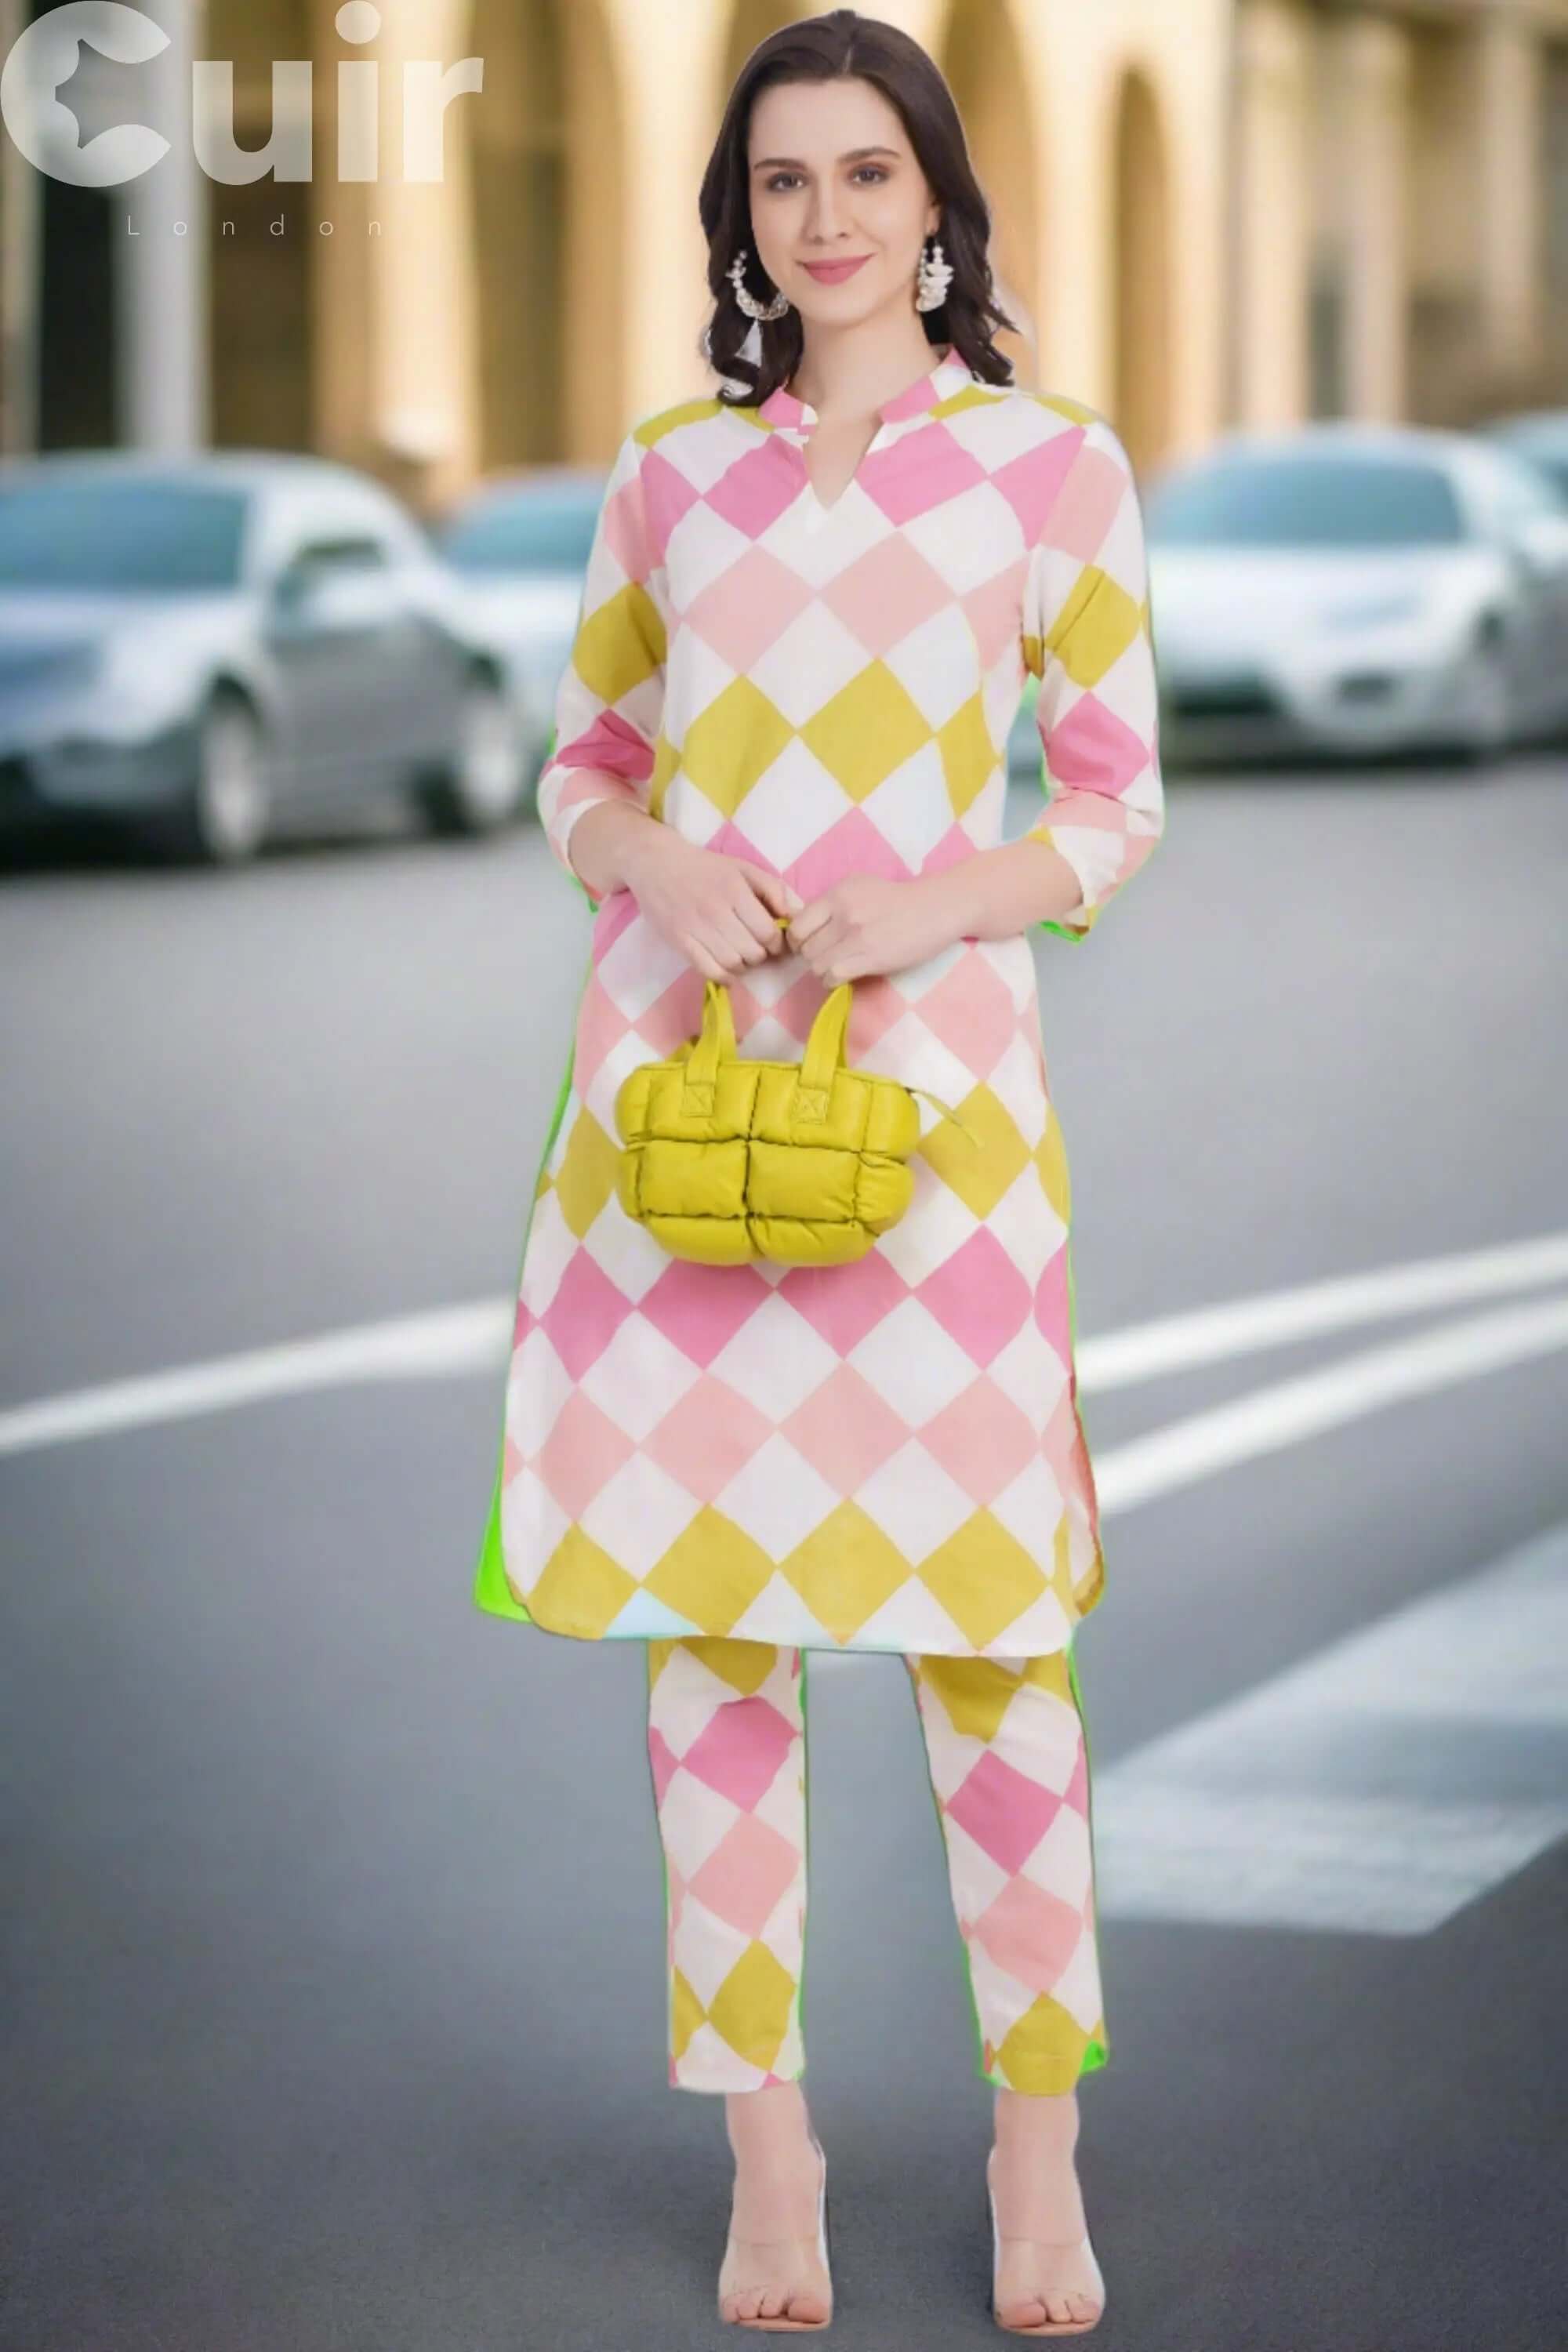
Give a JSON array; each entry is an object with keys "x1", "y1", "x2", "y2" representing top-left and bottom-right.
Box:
[
  {"x1": 718, "y1": 2081, "x2": 832, "y2": 2329},
  {"x1": 988, "y1": 2087, "x2": 1103, "y2": 2332}
]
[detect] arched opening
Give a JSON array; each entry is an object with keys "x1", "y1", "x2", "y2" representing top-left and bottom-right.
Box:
[
  {"x1": 722, "y1": 0, "x2": 800, "y2": 93},
  {"x1": 1405, "y1": 20, "x2": 1477, "y2": 423},
  {"x1": 27, "y1": 0, "x2": 115, "y2": 447},
  {"x1": 470, "y1": 0, "x2": 627, "y2": 464},
  {"x1": 1547, "y1": 43, "x2": 1568, "y2": 387},
  {"x1": 936, "y1": 0, "x2": 1040, "y2": 380},
  {"x1": 205, "y1": 0, "x2": 318, "y2": 451},
  {"x1": 1110, "y1": 67, "x2": 1173, "y2": 474}
]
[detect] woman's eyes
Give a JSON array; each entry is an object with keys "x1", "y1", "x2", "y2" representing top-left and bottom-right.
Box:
[{"x1": 763, "y1": 166, "x2": 890, "y2": 192}]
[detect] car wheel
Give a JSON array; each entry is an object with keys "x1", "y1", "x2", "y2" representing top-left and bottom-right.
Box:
[
  {"x1": 1462, "y1": 636, "x2": 1512, "y2": 763},
  {"x1": 416, "y1": 671, "x2": 526, "y2": 837},
  {"x1": 144, "y1": 688, "x2": 270, "y2": 866}
]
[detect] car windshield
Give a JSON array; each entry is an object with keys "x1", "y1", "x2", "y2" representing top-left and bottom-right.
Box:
[
  {"x1": 441, "y1": 485, "x2": 603, "y2": 575},
  {"x1": 0, "y1": 477, "x2": 249, "y2": 590},
  {"x1": 1145, "y1": 455, "x2": 1466, "y2": 548},
  {"x1": 1488, "y1": 435, "x2": 1568, "y2": 504}
]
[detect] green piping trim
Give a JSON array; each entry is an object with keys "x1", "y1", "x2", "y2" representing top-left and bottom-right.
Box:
[
  {"x1": 648, "y1": 1651, "x2": 677, "y2": 2086},
  {"x1": 470, "y1": 1029, "x2": 580, "y2": 1626},
  {"x1": 794, "y1": 1647, "x2": 812, "y2": 2082},
  {"x1": 906, "y1": 1662, "x2": 992, "y2": 2084},
  {"x1": 1065, "y1": 1624, "x2": 1111, "y2": 2079},
  {"x1": 1064, "y1": 1222, "x2": 1110, "y2": 2077}
]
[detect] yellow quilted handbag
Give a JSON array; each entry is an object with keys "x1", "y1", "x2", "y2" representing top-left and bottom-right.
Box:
[{"x1": 614, "y1": 969, "x2": 975, "y2": 1267}]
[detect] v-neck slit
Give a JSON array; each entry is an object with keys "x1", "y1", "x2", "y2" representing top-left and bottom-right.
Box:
[
  {"x1": 757, "y1": 342, "x2": 968, "y2": 524},
  {"x1": 800, "y1": 423, "x2": 887, "y2": 519}
]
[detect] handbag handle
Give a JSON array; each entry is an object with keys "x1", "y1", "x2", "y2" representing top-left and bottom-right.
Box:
[
  {"x1": 680, "y1": 974, "x2": 976, "y2": 1143},
  {"x1": 797, "y1": 984, "x2": 852, "y2": 1121},
  {"x1": 679, "y1": 979, "x2": 739, "y2": 1115}
]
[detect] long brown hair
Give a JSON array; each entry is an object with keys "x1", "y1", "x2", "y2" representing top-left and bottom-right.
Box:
[{"x1": 698, "y1": 9, "x2": 1022, "y2": 408}]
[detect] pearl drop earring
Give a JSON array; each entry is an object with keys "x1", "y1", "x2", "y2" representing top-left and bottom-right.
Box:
[
  {"x1": 728, "y1": 248, "x2": 790, "y2": 321},
  {"x1": 915, "y1": 233, "x2": 953, "y2": 314}
]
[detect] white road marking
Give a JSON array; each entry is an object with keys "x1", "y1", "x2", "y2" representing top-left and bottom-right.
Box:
[
  {"x1": 1082, "y1": 1231, "x2": 1568, "y2": 1389},
  {"x1": 0, "y1": 1232, "x2": 1563, "y2": 1465},
  {"x1": 0, "y1": 1302, "x2": 512, "y2": 1456},
  {"x1": 1089, "y1": 1522, "x2": 1568, "y2": 1935},
  {"x1": 1093, "y1": 1291, "x2": 1568, "y2": 1513}
]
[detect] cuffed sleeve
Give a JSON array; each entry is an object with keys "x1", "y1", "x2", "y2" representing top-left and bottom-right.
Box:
[
  {"x1": 1018, "y1": 412, "x2": 1165, "y2": 941},
  {"x1": 535, "y1": 424, "x2": 669, "y2": 903}
]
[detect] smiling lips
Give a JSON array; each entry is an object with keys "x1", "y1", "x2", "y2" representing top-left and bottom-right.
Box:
[{"x1": 800, "y1": 256, "x2": 871, "y2": 282}]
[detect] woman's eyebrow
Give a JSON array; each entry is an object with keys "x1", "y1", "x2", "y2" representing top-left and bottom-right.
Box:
[{"x1": 750, "y1": 145, "x2": 902, "y2": 170}]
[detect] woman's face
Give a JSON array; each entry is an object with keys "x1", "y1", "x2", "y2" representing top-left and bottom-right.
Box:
[{"x1": 745, "y1": 76, "x2": 939, "y2": 332}]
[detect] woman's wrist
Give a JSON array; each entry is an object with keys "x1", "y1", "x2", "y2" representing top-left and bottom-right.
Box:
[
  {"x1": 567, "y1": 798, "x2": 669, "y2": 898},
  {"x1": 919, "y1": 840, "x2": 1085, "y2": 941}
]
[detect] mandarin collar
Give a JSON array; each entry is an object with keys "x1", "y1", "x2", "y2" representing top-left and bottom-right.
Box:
[{"x1": 757, "y1": 343, "x2": 974, "y2": 434}]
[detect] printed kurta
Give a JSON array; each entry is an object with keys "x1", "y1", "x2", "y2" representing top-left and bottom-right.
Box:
[{"x1": 473, "y1": 343, "x2": 1164, "y2": 1657}]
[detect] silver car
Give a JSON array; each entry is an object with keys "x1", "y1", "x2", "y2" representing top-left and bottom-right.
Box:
[
  {"x1": 435, "y1": 468, "x2": 609, "y2": 806},
  {"x1": 0, "y1": 451, "x2": 526, "y2": 863},
  {"x1": 1140, "y1": 423, "x2": 1568, "y2": 766},
  {"x1": 1476, "y1": 408, "x2": 1568, "y2": 505}
]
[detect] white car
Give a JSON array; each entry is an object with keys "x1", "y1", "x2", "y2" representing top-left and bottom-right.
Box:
[
  {"x1": 1142, "y1": 422, "x2": 1568, "y2": 766},
  {"x1": 435, "y1": 469, "x2": 608, "y2": 807},
  {"x1": 1477, "y1": 408, "x2": 1568, "y2": 504}
]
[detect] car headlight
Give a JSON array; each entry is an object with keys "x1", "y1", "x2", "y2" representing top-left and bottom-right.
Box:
[
  {"x1": 91, "y1": 636, "x2": 194, "y2": 722},
  {"x1": 1319, "y1": 590, "x2": 1429, "y2": 630}
]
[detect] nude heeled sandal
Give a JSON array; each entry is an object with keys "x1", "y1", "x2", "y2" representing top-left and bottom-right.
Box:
[
  {"x1": 986, "y1": 2148, "x2": 1105, "y2": 2336},
  {"x1": 718, "y1": 2131, "x2": 833, "y2": 2332}
]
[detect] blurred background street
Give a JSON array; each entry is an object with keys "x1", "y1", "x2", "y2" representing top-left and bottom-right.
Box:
[
  {"x1": 3, "y1": 0, "x2": 1568, "y2": 2344},
  {"x1": 4, "y1": 760, "x2": 1566, "y2": 2349}
]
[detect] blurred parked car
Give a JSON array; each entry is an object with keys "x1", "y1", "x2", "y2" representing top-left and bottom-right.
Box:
[
  {"x1": 435, "y1": 468, "x2": 608, "y2": 801},
  {"x1": 1138, "y1": 422, "x2": 1568, "y2": 766},
  {"x1": 1475, "y1": 408, "x2": 1568, "y2": 503},
  {"x1": 0, "y1": 451, "x2": 527, "y2": 864}
]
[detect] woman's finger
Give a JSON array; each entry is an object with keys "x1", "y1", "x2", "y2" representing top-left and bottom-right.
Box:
[
  {"x1": 728, "y1": 880, "x2": 784, "y2": 953},
  {"x1": 714, "y1": 906, "x2": 768, "y2": 967},
  {"x1": 785, "y1": 897, "x2": 833, "y2": 948}
]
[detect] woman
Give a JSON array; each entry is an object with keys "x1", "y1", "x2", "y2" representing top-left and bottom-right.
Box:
[{"x1": 473, "y1": 8, "x2": 1164, "y2": 2333}]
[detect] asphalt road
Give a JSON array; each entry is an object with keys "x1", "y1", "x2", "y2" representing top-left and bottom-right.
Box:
[{"x1": 3, "y1": 756, "x2": 1566, "y2": 2351}]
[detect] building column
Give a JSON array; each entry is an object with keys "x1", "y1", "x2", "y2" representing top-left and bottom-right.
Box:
[
  {"x1": 1323, "y1": 11, "x2": 1411, "y2": 420},
  {"x1": 604, "y1": 0, "x2": 728, "y2": 420},
  {"x1": 356, "y1": 0, "x2": 477, "y2": 510},
  {"x1": 0, "y1": 0, "x2": 40, "y2": 454},
  {"x1": 1472, "y1": 5, "x2": 1544, "y2": 383},
  {"x1": 1232, "y1": 0, "x2": 1312, "y2": 426},
  {"x1": 116, "y1": 0, "x2": 209, "y2": 449}
]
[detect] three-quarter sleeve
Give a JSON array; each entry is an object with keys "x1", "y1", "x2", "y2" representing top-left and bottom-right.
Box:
[
  {"x1": 535, "y1": 424, "x2": 669, "y2": 903},
  {"x1": 1018, "y1": 412, "x2": 1165, "y2": 941}
]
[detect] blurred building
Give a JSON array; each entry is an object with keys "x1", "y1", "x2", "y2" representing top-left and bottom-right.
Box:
[{"x1": 2, "y1": 0, "x2": 1566, "y2": 506}]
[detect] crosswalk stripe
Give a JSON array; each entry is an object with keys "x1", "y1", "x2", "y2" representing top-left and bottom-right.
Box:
[
  {"x1": 0, "y1": 1235, "x2": 1563, "y2": 1461},
  {"x1": 1089, "y1": 1521, "x2": 1568, "y2": 1935},
  {"x1": 1080, "y1": 1231, "x2": 1568, "y2": 1389},
  {"x1": 1092, "y1": 1292, "x2": 1568, "y2": 1513}
]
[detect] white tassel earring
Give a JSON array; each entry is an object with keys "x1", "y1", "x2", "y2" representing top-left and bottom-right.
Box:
[
  {"x1": 915, "y1": 233, "x2": 953, "y2": 314},
  {"x1": 728, "y1": 248, "x2": 790, "y2": 321}
]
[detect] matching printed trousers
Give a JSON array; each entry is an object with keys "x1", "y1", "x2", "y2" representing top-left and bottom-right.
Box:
[{"x1": 644, "y1": 1635, "x2": 1110, "y2": 2096}]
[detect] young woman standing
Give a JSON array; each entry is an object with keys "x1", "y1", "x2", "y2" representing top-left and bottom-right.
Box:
[{"x1": 474, "y1": 9, "x2": 1165, "y2": 2333}]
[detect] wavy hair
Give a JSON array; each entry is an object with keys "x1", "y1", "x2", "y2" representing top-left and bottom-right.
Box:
[{"x1": 697, "y1": 9, "x2": 1022, "y2": 408}]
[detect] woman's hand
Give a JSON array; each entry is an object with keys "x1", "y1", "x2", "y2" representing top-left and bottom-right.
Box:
[
  {"x1": 622, "y1": 826, "x2": 803, "y2": 981},
  {"x1": 785, "y1": 874, "x2": 963, "y2": 982}
]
